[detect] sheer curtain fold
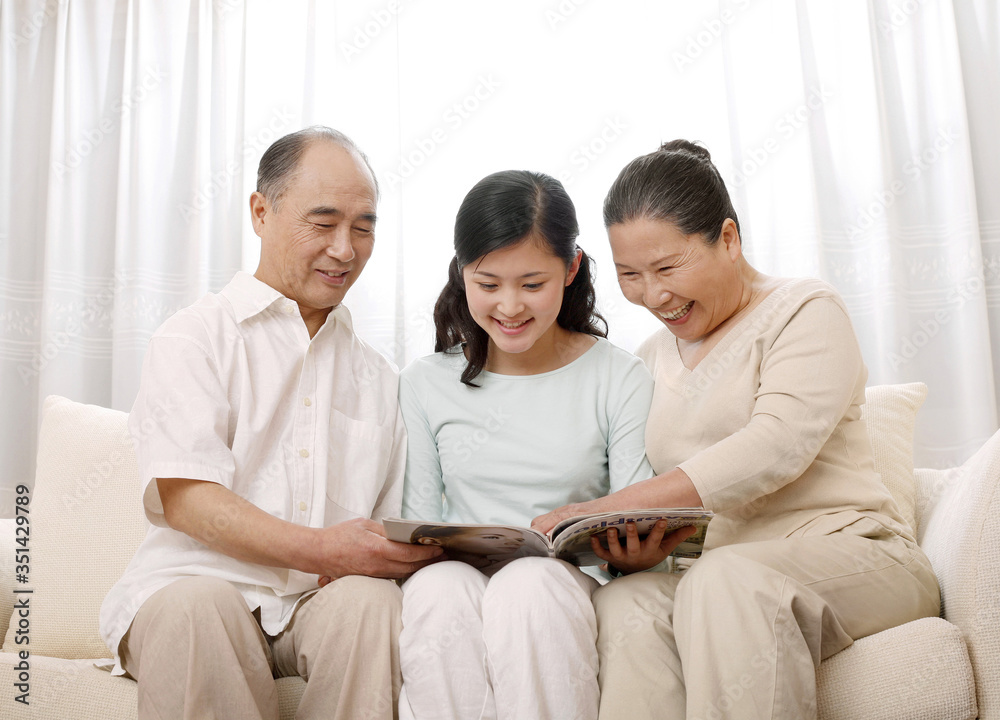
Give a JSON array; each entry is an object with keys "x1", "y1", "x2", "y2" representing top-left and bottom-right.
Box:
[
  {"x1": 1, "y1": 0, "x2": 63, "y2": 512},
  {"x1": 721, "y1": 0, "x2": 997, "y2": 466},
  {"x1": 111, "y1": 0, "x2": 246, "y2": 407},
  {"x1": 0, "y1": 0, "x2": 248, "y2": 513},
  {"x1": 2, "y1": 0, "x2": 998, "y2": 513},
  {"x1": 952, "y1": 0, "x2": 1000, "y2": 423},
  {"x1": 865, "y1": 0, "x2": 996, "y2": 465}
]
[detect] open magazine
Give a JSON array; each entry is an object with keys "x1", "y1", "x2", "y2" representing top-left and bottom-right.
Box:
[{"x1": 383, "y1": 508, "x2": 713, "y2": 569}]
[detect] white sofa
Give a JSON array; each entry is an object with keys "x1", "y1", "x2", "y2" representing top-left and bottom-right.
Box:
[{"x1": 0, "y1": 387, "x2": 997, "y2": 719}]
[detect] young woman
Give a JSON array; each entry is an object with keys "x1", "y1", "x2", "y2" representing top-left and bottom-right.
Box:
[{"x1": 396, "y1": 170, "x2": 691, "y2": 720}]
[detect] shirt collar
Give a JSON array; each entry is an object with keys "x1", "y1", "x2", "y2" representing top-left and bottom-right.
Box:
[
  {"x1": 223, "y1": 271, "x2": 288, "y2": 323},
  {"x1": 222, "y1": 271, "x2": 353, "y2": 332}
]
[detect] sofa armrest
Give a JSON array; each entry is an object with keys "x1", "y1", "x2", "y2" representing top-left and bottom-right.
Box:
[
  {"x1": 817, "y1": 617, "x2": 976, "y2": 720},
  {"x1": 0, "y1": 519, "x2": 14, "y2": 639},
  {"x1": 916, "y1": 427, "x2": 1000, "y2": 717}
]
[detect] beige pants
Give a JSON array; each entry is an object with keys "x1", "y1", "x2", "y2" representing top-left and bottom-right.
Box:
[
  {"x1": 593, "y1": 518, "x2": 940, "y2": 720},
  {"x1": 120, "y1": 575, "x2": 402, "y2": 720}
]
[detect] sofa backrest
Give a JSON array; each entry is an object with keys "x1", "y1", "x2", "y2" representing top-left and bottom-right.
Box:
[
  {"x1": 3, "y1": 385, "x2": 995, "y2": 710},
  {"x1": 0, "y1": 395, "x2": 149, "y2": 659}
]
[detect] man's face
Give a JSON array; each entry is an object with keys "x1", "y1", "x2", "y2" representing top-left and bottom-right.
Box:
[{"x1": 251, "y1": 141, "x2": 378, "y2": 331}]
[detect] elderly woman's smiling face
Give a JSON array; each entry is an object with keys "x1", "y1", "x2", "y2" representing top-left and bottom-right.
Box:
[{"x1": 609, "y1": 217, "x2": 744, "y2": 344}]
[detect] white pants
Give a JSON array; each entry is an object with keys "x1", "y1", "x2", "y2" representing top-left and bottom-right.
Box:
[{"x1": 399, "y1": 557, "x2": 601, "y2": 720}]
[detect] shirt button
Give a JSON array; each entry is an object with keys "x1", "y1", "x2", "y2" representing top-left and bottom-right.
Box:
[
  {"x1": 284, "y1": 304, "x2": 295, "y2": 314},
  {"x1": 299, "y1": 448, "x2": 309, "y2": 458},
  {"x1": 299, "y1": 501, "x2": 307, "y2": 512},
  {"x1": 303, "y1": 397, "x2": 312, "y2": 407}
]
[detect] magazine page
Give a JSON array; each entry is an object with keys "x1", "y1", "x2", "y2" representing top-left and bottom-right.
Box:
[
  {"x1": 550, "y1": 509, "x2": 714, "y2": 566},
  {"x1": 382, "y1": 518, "x2": 552, "y2": 569}
]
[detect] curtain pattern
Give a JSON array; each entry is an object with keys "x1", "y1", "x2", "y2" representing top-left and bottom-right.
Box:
[{"x1": 1, "y1": 0, "x2": 997, "y2": 514}]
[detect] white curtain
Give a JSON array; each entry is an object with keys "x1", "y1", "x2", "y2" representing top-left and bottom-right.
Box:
[
  {"x1": 715, "y1": 0, "x2": 1000, "y2": 467},
  {"x1": 2, "y1": 0, "x2": 997, "y2": 514}
]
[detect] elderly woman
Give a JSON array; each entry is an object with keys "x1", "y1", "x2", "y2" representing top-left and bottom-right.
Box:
[{"x1": 532, "y1": 140, "x2": 940, "y2": 719}]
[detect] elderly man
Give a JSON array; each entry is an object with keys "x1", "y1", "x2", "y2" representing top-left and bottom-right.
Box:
[{"x1": 100, "y1": 126, "x2": 441, "y2": 720}]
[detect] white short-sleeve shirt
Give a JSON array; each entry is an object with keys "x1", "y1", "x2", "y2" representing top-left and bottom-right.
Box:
[{"x1": 99, "y1": 271, "x2": 405, "y2": 673}]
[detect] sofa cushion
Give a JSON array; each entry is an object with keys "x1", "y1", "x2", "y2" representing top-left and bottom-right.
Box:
[
  {"x1": 816, "y1": 616, "x2": 976, "y2": 720},
  {"x1": 1, "y1": 396, "x2": 148, "y2": 659},
  {"x1": 0, "y1": 655, "x2": 140, "y2": 720},
  {"x1": 861, "y1": 382, "x2": 926, "y2": 535},
  {"x1": 0, "y1": 653, "x2": 306, "y2": 719},
  {"x1": 915, "y1": 427, "x2": 1000, "y2": 716}
]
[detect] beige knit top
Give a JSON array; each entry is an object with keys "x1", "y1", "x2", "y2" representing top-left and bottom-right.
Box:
[{"x1": 637, "y1": 277, "x2": 912, "y2": 551}]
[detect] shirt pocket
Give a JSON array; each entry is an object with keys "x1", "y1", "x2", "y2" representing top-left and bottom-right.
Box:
[{"x1": 323, "y1": 408, "x2": 392, "y2": 525}]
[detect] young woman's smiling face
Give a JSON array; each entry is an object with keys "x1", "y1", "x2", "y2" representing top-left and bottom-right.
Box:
[{"x1": 462, "y1": 235, "x2": 580, "y2": 367}]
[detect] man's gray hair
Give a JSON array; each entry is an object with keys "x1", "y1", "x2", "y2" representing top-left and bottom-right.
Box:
[{"x1": 256, "y1": 125, "x2": 380, "y2": 209}]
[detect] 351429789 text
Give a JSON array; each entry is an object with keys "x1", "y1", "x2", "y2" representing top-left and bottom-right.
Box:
[{"x1": 12, "y1": 484, "x2": 32, "y2": 705}]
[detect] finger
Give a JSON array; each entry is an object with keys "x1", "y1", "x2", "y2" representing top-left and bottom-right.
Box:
[
  {"x1": 317, "y1": 575, "x2": 332, "y2": 587},
  {"x1": 529, "y1": 513, "x2": 552, "y2": 532},
  {"x1": 604, "y1": 528, "x2": 627, "y2": 562},
  {"x1": 590, "y1": 535, "x2": 616, "y2": 564},
  {"x1": 531, "y1": 504, "x2": 582, "y2": 534},
  {"x1": 356, "y1": 558, "x2": 431, "y2": 580},
  {"x1": 402, "y1": 555, "x2": 446, "y2": 573},
  {"x1": 659, "y1": 525, "x2": 698, "y2": 553},
  {"x1": 642, "y1": 519, "x2": 669, "y2": 548},
  {"x1": 383, "y1": 538, "x2": 444, "y2": 562},
  {"x1": 530, "y1": 511, "x2": 563, "y2": 534},
  {"x1": 624, "y1": 523, "x2": 642, "y2": 555},
  {"x1": 382, "y1": 555, "x2": 445, "y2": 578}
]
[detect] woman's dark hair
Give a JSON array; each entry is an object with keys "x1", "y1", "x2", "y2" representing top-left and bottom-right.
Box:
[
  {"x1": 434, "y1": 170, "x2": 607, "y2": 387},
  {"x1": 603, "y1": 139, "x2": 740, "y2": 244}
]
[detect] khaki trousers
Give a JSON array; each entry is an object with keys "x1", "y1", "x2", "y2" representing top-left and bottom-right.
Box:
[
  {"x1": 593, "y1": 518, "x2": 940, "y2": 720},
  {"x1": 120, "y1": 575, "x2": 402, "y2": 720}
]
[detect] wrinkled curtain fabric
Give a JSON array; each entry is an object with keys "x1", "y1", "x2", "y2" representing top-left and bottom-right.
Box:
[{"x1": 1, "y1": 0, "x2": 997, "y2": 514}]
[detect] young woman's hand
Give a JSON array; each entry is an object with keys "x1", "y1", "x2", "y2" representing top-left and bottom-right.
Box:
[{"x1": 591, "y1": 521, "x2": 698, "y2": 575}]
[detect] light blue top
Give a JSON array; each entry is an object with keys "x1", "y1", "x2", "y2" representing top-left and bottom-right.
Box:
[{"x1": 399, "y1": 337, "x2": 655, "y2": 529}]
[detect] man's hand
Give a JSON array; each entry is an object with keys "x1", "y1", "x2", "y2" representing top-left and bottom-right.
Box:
[
  {"x1": 591, "y1": 521, "x2": 698, "y2": 575},
  {"x1": 314, "y1": 518, "x2": 442, "y2": 586},
  {"x1": 157, "y1": 478, "x2": 441, "y2": 585}
]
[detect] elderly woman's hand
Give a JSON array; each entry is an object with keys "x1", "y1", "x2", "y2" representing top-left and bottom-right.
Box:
[
  {"x1": 532, "y1": 469, "x2": 703, "y2": 536},
  {"x1": 531, "y1": 499, "x2": 607, "y2": 535},
  {"x1": 593, "y1": 521, "x2": 698, "y2": 575}
]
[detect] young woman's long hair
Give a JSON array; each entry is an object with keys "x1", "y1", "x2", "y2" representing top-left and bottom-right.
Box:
[{"x1": 433, "y1": 170, "x2": 607, "y2": 387}]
